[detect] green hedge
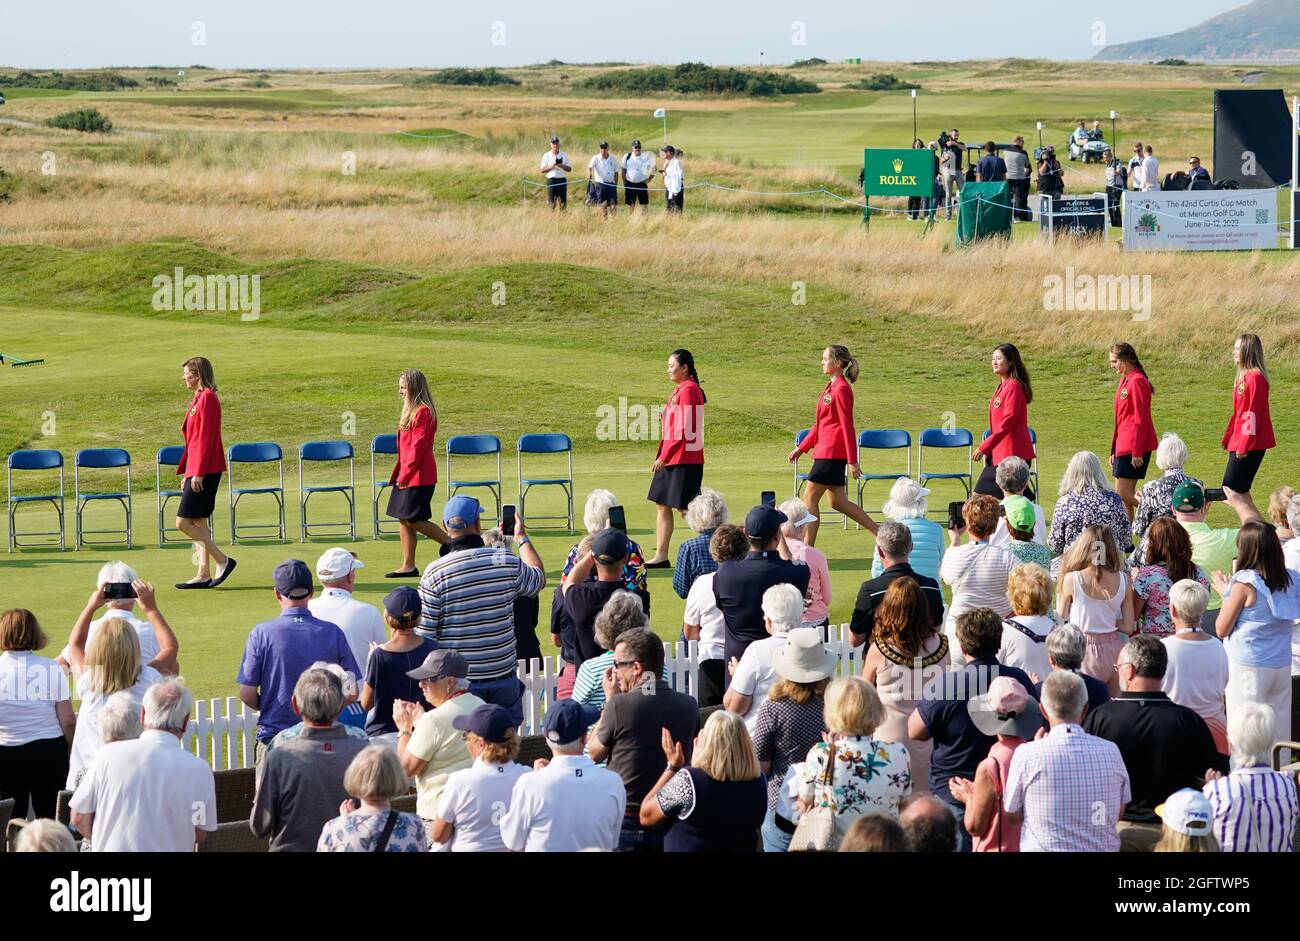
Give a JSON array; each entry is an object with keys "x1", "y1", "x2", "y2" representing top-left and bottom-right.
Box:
[
  {"x1": 576, "y1": 62, "x2": 819, "y2": 97},
  {"x1": 47, "y1": 108, "x2": 114, "y2": 133},
  {"x1": 413, "y1": 68, "x2": 520, "y2": 86}
]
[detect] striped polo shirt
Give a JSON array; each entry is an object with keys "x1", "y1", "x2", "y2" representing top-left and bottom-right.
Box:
[
  {"x1": 1204, "y1": 767, "x2": 1299, "y2": 852},
  {"x1": 417, "y1": 546, "x2": 546, "y2": 681}
]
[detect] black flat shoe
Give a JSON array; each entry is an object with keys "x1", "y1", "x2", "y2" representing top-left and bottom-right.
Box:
[
  {"x1": 175, "y1": 579, "x2": 213, "y2": 590},
  {"x1": 644, "y1": 560, "x2": 672, "y2": 569},
  {"x1": 210, "y1": 557, "x2": 238, "y2": 588},
  {"x1": 385, "y1": 568, "x2": 420, "y2": 578}
]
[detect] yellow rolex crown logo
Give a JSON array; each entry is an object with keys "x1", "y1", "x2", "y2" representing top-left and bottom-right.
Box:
[{"x1": 892, "y1": 158, "x2": 904, "y2": 173}]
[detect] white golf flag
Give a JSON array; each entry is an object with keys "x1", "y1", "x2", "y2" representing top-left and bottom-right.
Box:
[{"x1": 653, "y1": 108, "x2": 667, "y2": 118}]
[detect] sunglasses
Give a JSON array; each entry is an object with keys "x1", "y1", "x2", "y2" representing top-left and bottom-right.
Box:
[{"x1": 613, "y1": 659, "x2": 638, "y2": 669}]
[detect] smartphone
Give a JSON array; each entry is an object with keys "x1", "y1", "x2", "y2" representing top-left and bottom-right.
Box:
[
  {"x1": 1203, "y1": 488, "x2": 1226, "y2": 503},
  {"x1": 947, "y1": 501, "x2": 967, "y2": 530},
  {"x1": 103, "y1": 582, "x2": 136, "y2": 601},
  {"x1": 761, "y1": 490, "x2": 776, "y2": 509},
  {"x1": 608, "y1": 504, "x2": 627, "y2": 532},
  {"x1": 500, "y1": 504, "x2": 517, "y2": 535}
]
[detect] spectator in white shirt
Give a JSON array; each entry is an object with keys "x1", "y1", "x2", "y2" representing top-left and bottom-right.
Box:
[
  {"x1": 684, "y1": 524, "x2": 750, "y2": 707},
  {"x1": 309, "y1": 547, "x2": 385, "y2": 676},
  {"x1": 539, "y1": 135, "x2": 571, "y2": 209},
  {"x1": 1283, "y1": 495, "x2": 1300, "y2": 572},
  {"x1": 1129, "y1": 142, "x2": 1145, "y2": 190},
  {"x1": 1141, "y1": 145, "x2": 1161, "y2": 191},
  {"x1": 431, "y1": 704, "x2": 528, "y2": 851},
  {"x1": 587, "y1": 141, "x2": 619, "y2": 215},
  {"x1": 1161, "y1": 579, "x2": 1230, "y2": 753},
  {"x1": 56, "y1": 561, "x2": 160, "y2": 670},
  {"x1": 621, "y1": 139, "x2": 656, "y2": 212},
  {"x1": 498, "y1": 699, "x2": 626, "y2": 851},
  {"x1": 988, "y1": 458, "x2": 1046, "y2": 546},
  {"x1": 662, "y1": 145, "x2": 684, "y2": 213},
  {"x1": 70, "y1": 679, "x2": 218, "y2": 851},
  {"x1": 998, "y1": 563, "x2": 1056, "y2": 680},
  {"x1": 723, "y1": 582, "x2": 804, "y2": 731},
  {"x1": 942, "y1": 495, "x2": 1019, "y2": 663}
]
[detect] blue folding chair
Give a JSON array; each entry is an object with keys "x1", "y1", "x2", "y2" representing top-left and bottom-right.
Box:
[
  {"x1": 370, "y1": 434, "x2": 399, "y2": 539},
  {"x1": 227, "y1": 442, "x2": 286, "y2": 542},
  {"x1": 981, "y1": 427, "x2": 1041, "y2": 503},
  {"x1": 156, "y1": 445, "x2": 216, "y2": 547},
  {"x1": 791, "y1": 430, "x2": 844, "y2": 525},
  {"x1": 7, "y1": 449, "x2": 64, "y2": 552},
  {"x1": 517, "y1": 433, "x2": 573, "y2": 531},
  {"x1": 855, "y1": 429, "x2": 912, "y2": 517},
  {"x1": 446, "y1": 435, "x2": 502, "y2": 517},
  {"x1": 74, "y1": 448, "x2": 132, "y2": 549},
  {"x1": 298, "y1": 440, "x2": 356, "y2": 542},
  {"x1": 917, "y1": 427, "x2": 974, "y2": 509}
]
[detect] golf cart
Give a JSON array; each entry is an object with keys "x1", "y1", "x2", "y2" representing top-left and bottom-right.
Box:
[{"x1": 1067, "y1": 125, "x2": 1108, "y2": 163}]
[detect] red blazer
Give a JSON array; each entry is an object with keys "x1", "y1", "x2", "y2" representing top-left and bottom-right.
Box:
[
  {"x1": 795, "y1": 376, "x2": 858, "y2": 462},
  {"x1": 177, "y1": 388, "x2": 226, "y2": 477},
  {"x1": 978, "y1": 377, "x2": 1034, "y2": 464},
  {"x1": 655, "y1": 378, "x2": 705, "y2": 466},
  {"x1": 1111, "y1": 370, "x2": 1157, "y2": 459},
  {"x1": 1222, "y1": 371, "x2": 1275, "y2": 453},
  {"x1": 392, "y1": 404, "x2": 438, "y2": 487}
]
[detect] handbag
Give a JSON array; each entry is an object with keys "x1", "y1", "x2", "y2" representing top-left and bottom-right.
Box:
[{"x1": 789, "y1": 740, "x2": 839, "y2": 852}]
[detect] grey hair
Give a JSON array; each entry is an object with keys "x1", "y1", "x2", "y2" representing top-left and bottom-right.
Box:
[
  {"x1": 294, "y1": 667, "x2": 345, "y2": 723},
  {"x1": 1168, "y1": 579, "x2": 1209, "y2": 627},
  {"x1": 882, "y1": 477, "x2": 929, "y2": 520},
  {"x1": 96, "y1": 560, "x2": 139, "y2": 609},
  {"x1": 1155, "y1": 432, "x2": 1188, "y2": 471},
  {"x1": 583, "y1": 489, "x2": 618, "y2": 535},
  {"x1": 141, "y1": 678, "x2": 194, "y2": 733},
  {"x1": 309, "y1": 660, "x2": 357, "y2": 701},
  {"x1": 778, "y1": 498, "x2": 808, "y2": 538},
  {"x1": 451, "y1": 676, "x2": 471, "y2": 693},
  {"x1": 594, "y1": 590, "x2": 649, "y2": 651},
  {"x1": 1046, "y1": 623, "x2": 1086, "y2": 670},
  {"x1": 684, "y1": 488, "x2": 728, "y2": 533},
  {"x1": 98, "y1": 690, "x2": 143, "y2": 744},
  {"x1": 1058, "y1": 451, "x2": 1111, "y2": 497},
  {"x1": 14, "y1": 819, "x2": 77, "y2": 853},
  {"x1": 1286, "y1": 495, "x2": 1300, "y2": 538},
  {"x1": 550, "y1": 736, "x2": 586, "y2": 756},
  {"x1": 344, "y1": 745, "x2": 409, "y2": 803},
  {"x1": 761, "y1": 583, "x2": 805, "y2": 635},
  {"x1": 875, "y1": 520, "x2": 913, "y2": 560},
  {"x1": 1041, "y1": 669, "x2": 1087, "y2": 723},
  {"x1": 995, "y1": 457, "x2": 1031, "y2": 495},
  {"x1": 1228, "y1": 701, "x2": 1276, "y2": 767},
  {"x1": 1121, "y1": 634, "x2": 1166, "y2": 679}
]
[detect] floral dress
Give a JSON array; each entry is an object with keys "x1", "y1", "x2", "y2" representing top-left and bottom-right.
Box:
[
  {"x1": 1133, "y1": 563, "x2": 1209, "y2": 637},
  {"x1": 1048, "y1": 489, "x2": 1133, "y2": 576},
  {"x1": 798, "y1": 735, "x2": 911, "y2": 828},
  {"x1": 317, "y1": 810, "x2": 428, "y2": 852}
]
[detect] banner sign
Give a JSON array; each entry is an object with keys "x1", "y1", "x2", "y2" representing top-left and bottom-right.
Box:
[
  {"x1": 1122, "y1": 190, "x2": 1277, "y2": 252},
  {"x1": 1039, "y1": 194, "x2": 1107, "y2": 238},
  {"x1": 863, "y1": 148, "x2": 934, "y2": 198}
]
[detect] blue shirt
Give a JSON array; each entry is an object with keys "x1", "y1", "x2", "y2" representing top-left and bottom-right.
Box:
[
  {"x1": 1224, "y1": 569, "x2": 1300, "y2": 669},
  {"x1": 976, "y1": 154, "x2": 1007, "y2": 182},
  {"x1": 673, "y1": 529, "x2": 717, "y2": 599},
  {"x1": 237, "y1": 608, "x2": 361, "y2": 742},
  {"x1": 712, "y1": 551, "x2": 811, "y2": 665}
]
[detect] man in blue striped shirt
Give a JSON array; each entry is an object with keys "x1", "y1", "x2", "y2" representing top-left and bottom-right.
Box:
[{"x1": 417, "y1": 496, "x2": 546, "y2": 728}]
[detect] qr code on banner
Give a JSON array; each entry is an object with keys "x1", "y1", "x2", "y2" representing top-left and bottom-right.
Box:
[{"x1": 1256, "y1": 208, "x2": 1270, "y2": 224}]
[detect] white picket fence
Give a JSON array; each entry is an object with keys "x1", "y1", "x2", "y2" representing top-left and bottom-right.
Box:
[{"x1": 185, "y1": 624, "x2": 867, "y2": 769}]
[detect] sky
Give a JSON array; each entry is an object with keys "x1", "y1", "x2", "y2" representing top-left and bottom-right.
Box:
[{"x1": 0, "y1": 0, "x2": 1248, "y2": 69}]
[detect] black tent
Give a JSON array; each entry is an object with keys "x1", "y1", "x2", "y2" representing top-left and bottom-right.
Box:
[{"x1": 1212, "y1": 89, "x2": 1294, "y2": 188}]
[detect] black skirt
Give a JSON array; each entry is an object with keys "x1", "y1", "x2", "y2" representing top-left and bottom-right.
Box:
[
  {"x1": 1223, "y1": 450, "x2": 1266, "y2": 493},
  {"x1": 806, "y1": 458, "x2": 848, "y2": 488},
  {"x1": 1112, "y1": 451, "x2": 1152, "y2": 480},
  {"x1": 387, "y1": 484, "x2": 436, "y2": 523},
  {"x1": 647, "y1": 463, "x2": 704, "y2": 510},
  {"x1": 177, "y1": 472, "x2": 221, "y2": 519}
]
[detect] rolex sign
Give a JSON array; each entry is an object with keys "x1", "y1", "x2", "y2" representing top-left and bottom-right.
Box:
[{"x1": 863, "y1": 148, "x2": 934, "y2": 197}]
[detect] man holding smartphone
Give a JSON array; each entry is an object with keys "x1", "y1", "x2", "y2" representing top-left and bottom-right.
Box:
[
  {"x1": 539, "y1": 136, "x2": 571, "y2": 209},
  {"x1": 58, "y1": 561, "x2": 162, "y2": 669},
  {"x1": 561, "y1": 529, "x2": 651, "y2": 672},
  {"x1": 1162, "y1": 483, "x2": 1263, "y2": 631}
]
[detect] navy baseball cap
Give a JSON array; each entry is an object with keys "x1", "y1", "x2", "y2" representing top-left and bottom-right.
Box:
[
  {"x1": 452, "y1": 703, "x2": 514, "y2": 743},
  {"x1": 543, "y1": 699, "x2": 600, "y2": 745},
  {"x1": 550, "y1": 135, "x2": 560, "y2": 143},
  {"x1": 745, "y1": 506, "x2": 787, "y2": 541},
  {"x1": 383, "y1": 586, "x2": 422, "y2": 622},
  {"x1": 591, "y1": 528, "x2": 627, "y2": 564},
  {"x1": 273, "y1": 559, "x2": 313, "y2": 599},
  {"x1": 406, "y1": 649, "x2": 469, "y2": 681},
  {"x1": 631, "y1": 139, "x2": 642, "y2": 147},
  {"x1": 443, "y1": 495, "x2": 482, "y2": 530}
]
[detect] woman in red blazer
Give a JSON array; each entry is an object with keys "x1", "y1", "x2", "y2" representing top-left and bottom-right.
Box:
[
  {"x1": 1108, "y1": 342, "x2": 1158, "y2": 519},
  {"x1": 175, "y1": 356, "x2": 235, "y2": 589},
  {"x1": 386, "y1": 369, "x2": 448, "y2": 578},
  {"x1": 787, "y1": 345, "x2": 878, "y2": 546},
  {"x1": 645, "y1": 349, "x2": 706, "y2": 567},
  {"x1": 1222, "y1": 333, "x2": 1275, "y2": 517},
  {"x1": 974, "y1": 343, "x2": 1035, "y2": 499}
]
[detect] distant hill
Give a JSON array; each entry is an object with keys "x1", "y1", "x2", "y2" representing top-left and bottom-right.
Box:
[{"x1": 1094, "y1": 0, "x2": 1300, "y2": 62}]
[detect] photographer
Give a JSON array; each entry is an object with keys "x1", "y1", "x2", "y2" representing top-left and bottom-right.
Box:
[
  {"x1": 1005, "y1": 136, "x2": 1031, "y2": 222},
  {"x1": 1036, "y1": 145, "x2": 1064, "y2": 197}
]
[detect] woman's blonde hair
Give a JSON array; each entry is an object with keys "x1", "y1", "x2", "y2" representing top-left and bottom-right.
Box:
[
  {"x1": 1008, "y1": 563, "x2": 1053, "y2": 616},
  {"x1": 85, "y1": 618, "x2": 143, "y2": 694},
  {"x1": 471, "y1": 727, "x2": 522, "y2": 765},
  {"x1": 1268, "y1": 486, "x2": 1295, "y2": 528},
  {"x1": 344, "y1": 745, "x2": 411, "y2": 803},
  {"x1": 692, "y1": 710, "x2": 761, "y2": 783},
  {"x1": 826, "y1": 345, "x2": 860, "y2": 384},
  {"x1": 1235, "y1": 332, "x2": 1268, "y2": 381},
  {"x1": 768, "y1": 676, "x2": 830, "y2": 705},
  {"x1": 398, "y1": 369, "x2": 436, "y2": 431},
  {"x1": 1059, "y1": 524, "x2": 1122, "y2": 577},
  {"x1": 1153, "y1": 828, "x2": 1220, "y2": 852},
  {"x1": 824, "y1": 676, "x2": 885, "y2": 737}
]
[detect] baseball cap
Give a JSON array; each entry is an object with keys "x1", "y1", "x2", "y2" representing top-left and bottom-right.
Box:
[
  {"x1": 599, "y1": 140, "x2": 609, "y2": 148},
  {"x1": 631, "y1": 139, "x2": 641, "y2": 148},
  {"x1": 452, "y1": 703, "x2": 514, "y2": 743},
  {"x1": 273, "y1": 559, "x2": 313, "y2": 599},
  {"x1": 1002, "y1": 495, "x2": 1036, "y2": 534},
  {"x1": 316, "y1": 547, "x2": 362, "y2": 581},
  {"x1": 591, "y1": 528, "x2": 628, "y2": 564},
  {"x1": 662, "y1": 144, "x2": 676, "y2": 155},
  {"x1": 968, "y1": 676, "x2": 1044, "y2": 739},
  {"x1": 406, "y1": 649, "x2": 469, "y2": 682},
  {"x1": 1171, "y1": 481, "x2": 1205, "y2": 512},
  {"x1": 382, "y1": 586, "x2": 422, "y2": 622},
  {"x1": 443, "y1": 495, "x2": 482, "y2": 529},
  {"x1": 745, "y1": 505, "x2": 787, "y2": 541},
  {"x1": 1156, "y1": 788, "x2": 1214, "y2": 836},
  {"x1": 543, "y1": 699, "x2": 601, "y2": 745},
  {"x1": 550, "y1": 135, "x2": 560, "y2": 143}
]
